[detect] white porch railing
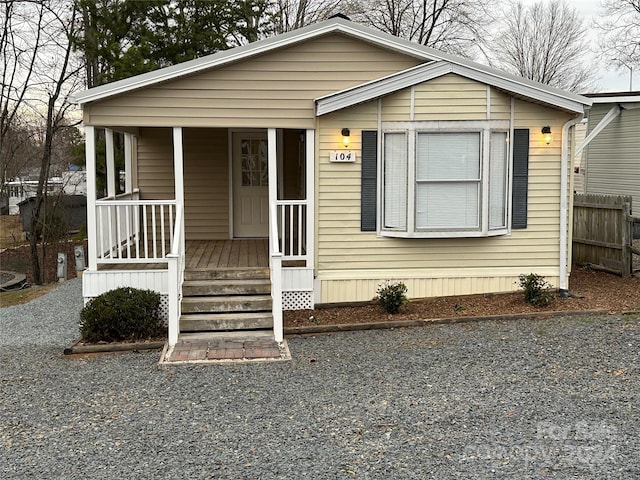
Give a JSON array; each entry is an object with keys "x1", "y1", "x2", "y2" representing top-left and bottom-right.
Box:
[
  {"x1": 269, "y1": 202, "x2": 283, "y2": 342},
  {"x1": 95, "y1": 193, "x2": 177, "y2": 263},
  {"x1": 276, "y1": 199, "x2": 308, "y2": 261},
  {"x1": 167, "y1": 204, "x2": 184, "y2": 346}
]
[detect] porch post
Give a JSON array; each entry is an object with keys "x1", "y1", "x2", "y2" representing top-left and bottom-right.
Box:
[
  {"x1": 124, "y1": 133, "x2": 132, "y2": 194},
  {"x1": 167, "y1": 127, "x2": 185, "y2": 347},
  {"x1": 173, "y1": 127, "x2": 185, "y2": 253},
  {"x1": 306, "y1": 129, "x2": 315, "y2": 273},
  {"x1": 85, "y1": 126, "x2": 97, "y2": 270},
  {"x1": 105, "y1": 128, "x2": 116, "y2": 198},
  {"x1": 268, "y1": 128, "x2": 283, "y2": 342}
]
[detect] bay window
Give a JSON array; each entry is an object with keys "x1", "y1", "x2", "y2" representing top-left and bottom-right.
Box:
[{"x1": 381, "y1": 121, "x2": 511, "y2": 237}]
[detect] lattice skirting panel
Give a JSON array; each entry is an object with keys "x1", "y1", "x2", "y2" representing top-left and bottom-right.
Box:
[
  {"x1": 283, "y1": 291, "x2": 313, "y2": 310},
  {"x1": 158, "y1": 295, "x2": 169, "y2": 324}
]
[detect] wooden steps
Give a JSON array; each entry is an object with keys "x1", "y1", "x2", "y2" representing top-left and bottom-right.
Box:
[
  {"x1": 180, "y1": 267, "x2": 273, "y2": 335},
  {"x1": 182, "y1": 279, "x2": 271, "y2": 296}
]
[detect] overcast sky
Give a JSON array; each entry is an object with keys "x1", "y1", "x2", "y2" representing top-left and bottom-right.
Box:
[{"x1": 523, "y1": 0, "x2": 638, "y2": 92}]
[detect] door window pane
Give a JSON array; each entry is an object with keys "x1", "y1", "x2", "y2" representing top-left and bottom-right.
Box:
[{"x1": 241, "y1": 138, "x2": 268, "y2": 187}]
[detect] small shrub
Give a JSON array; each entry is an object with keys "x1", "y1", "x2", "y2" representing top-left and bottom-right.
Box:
[
  {"x1": 376, "y1": 280, "x2": 408, "y2": 314},
  {"x1": 519, "y1": 273, "x2": 553, "y2": 307},
  {"x1": 80, "y1": 287, "x2": 164, "y2": 342}
]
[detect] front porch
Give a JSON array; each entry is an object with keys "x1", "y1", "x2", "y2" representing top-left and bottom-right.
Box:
[{"x1": 82, "y1": 127, "x2": 315, "y2": 347}]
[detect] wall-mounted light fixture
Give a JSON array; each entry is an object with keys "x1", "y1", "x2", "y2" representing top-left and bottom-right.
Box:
[
  {"x1": 341, "y1": 128, "x2": 350, "y2": 147},
  {"x1": 541, "y1": 125, "x2": 553, "y2": 145}
]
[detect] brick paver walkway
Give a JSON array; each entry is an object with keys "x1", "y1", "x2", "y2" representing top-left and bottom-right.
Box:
[{"x1": 162, "y1": 337, "x2": 288, "y2": 364}]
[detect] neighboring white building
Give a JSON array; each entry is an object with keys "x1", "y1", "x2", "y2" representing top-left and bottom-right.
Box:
[{"x1": 4, "y1": 169, "x2": 87, "y2": 214}]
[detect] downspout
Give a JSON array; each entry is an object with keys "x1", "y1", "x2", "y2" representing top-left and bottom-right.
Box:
[{"x1": 559, "y1": 114, "x2": 583, "y2": 296}]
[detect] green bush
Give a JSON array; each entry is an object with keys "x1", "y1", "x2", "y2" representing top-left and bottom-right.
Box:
[
  {"x1": 376, "y1": 280, "x2": 408, "y2": 314},
  {"x1": 519, "y1": 273, "x2": 554, "y2": 307},
  {"x1": 80, "y1": 287, "x2": 164, "y2": 342}
]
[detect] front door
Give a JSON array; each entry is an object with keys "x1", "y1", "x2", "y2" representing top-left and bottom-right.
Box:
[{"x1": 232, "y1": 131, "x2": 269, "y2": 237}]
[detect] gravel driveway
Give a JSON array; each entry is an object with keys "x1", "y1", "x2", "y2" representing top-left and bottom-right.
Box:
[{"x1": 1, "y1": 280, "x2": 638, "y2": 479}]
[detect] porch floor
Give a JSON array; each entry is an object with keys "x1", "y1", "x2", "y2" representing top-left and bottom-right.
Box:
[
  {"x1": 97, "y1": 239, "x2": 270, "y2": 271},
  {"x1": 185, "y1": 239, "x2": 269, "y2": 270}
]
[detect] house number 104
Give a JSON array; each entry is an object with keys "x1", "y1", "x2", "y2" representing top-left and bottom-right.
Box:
[{"x1": 329, "y1": 150, "x2": 356, "y2": 162}]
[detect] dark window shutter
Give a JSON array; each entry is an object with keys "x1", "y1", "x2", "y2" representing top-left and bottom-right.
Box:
[
  {"x1": 361, "y1": 130, "x2": 378, "y2": 231},
  {"x1": 511, "y1": 129, "x2": 529, "y2": 229}
]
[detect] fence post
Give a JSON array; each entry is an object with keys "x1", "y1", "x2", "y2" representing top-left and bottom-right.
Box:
[{"x1": 621, "y1": 202, "x2": 632, "y2": 277}]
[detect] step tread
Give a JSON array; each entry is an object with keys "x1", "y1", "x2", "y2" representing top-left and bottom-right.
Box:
[
  {"x1": 182, "y1": 279, "x2": 271, "y2": 296},
  {"x1": 182, "y1": 294, "x2": 271, "y2": 303},
  {"x1": 178, "y1": 331, "x2": 274, "y2": 341},
  {"x1": 184, "y1": 268, "x2": 270, "y2": 281},
  {"x1": 180, "y1": 312, "x2": 273, "y2": 331},
  {"x1": 180, "y1": 312, "x2": 273, "y2": 320},
  {"x1": 183, "y1": 279, "x2": 271, "y2": 286}
]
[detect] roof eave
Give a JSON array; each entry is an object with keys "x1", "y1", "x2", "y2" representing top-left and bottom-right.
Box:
[{"x1": 316, "y1": 62, "x2": 591, "y2": 116}]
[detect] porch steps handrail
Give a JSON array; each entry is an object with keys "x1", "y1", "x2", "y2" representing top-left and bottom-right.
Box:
[
  {"x1": 269, "y1": 202, "x2": 283, "y2": 342},
  {"x1": 167, "y1": 203, "x2": 184, "y2": 346}
]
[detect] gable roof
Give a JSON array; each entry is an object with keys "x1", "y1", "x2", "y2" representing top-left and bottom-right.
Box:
[
  {"x1": 74, "y1": 17, "x2": 436, "y2": 105},
  {"x1": 74, "y1": 16, "x2": 591, "y2": 114},
  {"x1": 316, "y1": 61, "x2": 591, "y2": 115}
]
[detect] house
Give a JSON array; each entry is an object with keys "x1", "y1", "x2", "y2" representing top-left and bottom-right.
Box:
[
  {"x1": 4, "y1": 169, "x2": 87, "y2": 215},
  {"x1": 73, "y1": 17, "x2": 591, "y2": 346},
  {"x1": 576, "y1": 92, "x2": 640, "y2": 212}
]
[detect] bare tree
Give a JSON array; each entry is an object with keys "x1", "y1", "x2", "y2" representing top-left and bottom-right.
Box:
[
  {"x1": 595, "y1": 0, "x2": 640, "y2": 81},
  {"x1": 1, "y1": 0, "x2": 83, "y2": 283},
  {"x1": 490, "y1": 0, "x2": 594, "y2": 92},
  {"x1": 350, "y1": 0, "x2": 492, "y2": 57},
  {"x1": 0, "y1": 0, "x2": 46, "y2": 193},
  {"x1": 267, "y1": 0, "x2": 346, "y2": 33}
]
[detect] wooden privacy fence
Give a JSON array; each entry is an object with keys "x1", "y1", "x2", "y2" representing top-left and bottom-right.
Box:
[{"x1": 573, "y1": 193, "x2": 640, "y2": 276}]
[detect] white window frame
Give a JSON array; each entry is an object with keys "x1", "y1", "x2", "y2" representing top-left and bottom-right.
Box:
[{"x1": 380, "y1": 120, "x2": 512, "y2": 238}]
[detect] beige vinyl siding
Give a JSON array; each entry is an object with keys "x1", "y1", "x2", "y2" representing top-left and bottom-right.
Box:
[
  {"x1": 316, "y1": 77, "x2": 574, "y2": 303},
  {"x1": 585, "y1": 104, "x2": 640, "y2": 210},
  {"x1": 136, "y1": 127, "x2": 229, "y2": 239},
  {"x1": 137, "y1": 128, "x2": 174, "y2": 200},
  {"x1": 83, "y1": 34, "x2": 422, "y2": 129},
  {"x1": 490, "y1": 88, "x2": 512, "y2": 119},
  {"x1": 413, "y1": 74, "x2": 488, "y2": 120},
  {"x1": 183, "y1": 128, "x2": 229, "y2": 239},
  {"x1": 381, "y1": 89, "x2": 412, "y2": 122}
]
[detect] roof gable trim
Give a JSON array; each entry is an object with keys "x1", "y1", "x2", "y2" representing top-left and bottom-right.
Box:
[{"x1": 315, "y1": 61, "x2": 591, "y2": 115}]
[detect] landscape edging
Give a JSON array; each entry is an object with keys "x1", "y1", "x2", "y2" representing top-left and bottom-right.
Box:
[
  {"x1": 63, "y1": 338, "x2": 167, "y2": 355},
  {"x1": 283, "y1": 309, "x2": 612, "y2": 336}
]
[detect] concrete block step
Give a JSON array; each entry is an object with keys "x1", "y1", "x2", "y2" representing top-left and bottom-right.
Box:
[
  {"x1": 182, "y1": 279, "x2": 271, "y2": 296},
  {"x1": 178, "y1": 330, "x2": 274, "y2": 342},
  {"x1": 185, "y1": 267, "x2": 270, "y2": 281},
  {"x1": 180, "y1": 312, "x2": 273, "y2": 332},
  {"x1": 181, "y1": 294, "x2": 272, "y2": 313}
]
